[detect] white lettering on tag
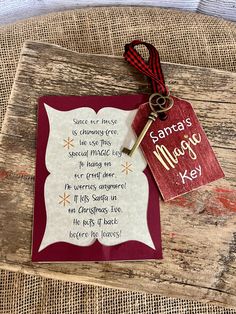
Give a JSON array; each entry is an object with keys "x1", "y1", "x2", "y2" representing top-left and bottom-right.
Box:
[{"x1": 179, "y1": 165, "x2": 202, "y2": 184}]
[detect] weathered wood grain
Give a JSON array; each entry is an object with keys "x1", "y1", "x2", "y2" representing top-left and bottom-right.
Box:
[{"x1": 0, "y1": 41, "x2": 235, "y2": 308}]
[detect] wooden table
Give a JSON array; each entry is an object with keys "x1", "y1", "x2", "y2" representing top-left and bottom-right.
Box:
[{"x1": 0, "y1": 41, "x2": 235, "y2": 308}]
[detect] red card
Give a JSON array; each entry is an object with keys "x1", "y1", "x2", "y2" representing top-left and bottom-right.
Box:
[
  {"x1": 32, "y1": 94, "x2": 162, "y2": 262},
  {"x1": 132, "y1": 96, "x2": 224, "y2": 201}
]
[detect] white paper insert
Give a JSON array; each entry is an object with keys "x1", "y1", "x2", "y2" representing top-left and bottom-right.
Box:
[{"x1": 39, "y1": 104, "x2": 155, "y2": 251}]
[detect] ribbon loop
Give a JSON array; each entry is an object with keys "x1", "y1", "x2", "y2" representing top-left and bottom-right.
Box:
[{"x1": 124, "y1": 40, "x2": 169, "y2": 96}]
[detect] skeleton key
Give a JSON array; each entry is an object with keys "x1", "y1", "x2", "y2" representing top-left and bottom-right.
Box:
[
  {"x1": 122, "y1": 93, "x2": 173, "y2": 157},
  {"x1": 122, "y1": 111, "x2": 158, "y2": 157}
]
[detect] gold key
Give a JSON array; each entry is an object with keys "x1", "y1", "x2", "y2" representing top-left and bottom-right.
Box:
[
  {"x1": 122, "y1": 93, "x2": 173, "y2": 157},
  {"x1": 122, "y1": 111, "x2": 158, "y2": 157}
]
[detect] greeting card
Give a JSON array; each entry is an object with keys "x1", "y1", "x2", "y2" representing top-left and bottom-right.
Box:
[{"x1": 32, "y1": 94, "x2": 162, "y2": 262}]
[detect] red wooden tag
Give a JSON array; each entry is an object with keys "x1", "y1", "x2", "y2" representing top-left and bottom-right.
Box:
[{"x1": 132, "y1": 96, "x2": 224, "y2": 201}]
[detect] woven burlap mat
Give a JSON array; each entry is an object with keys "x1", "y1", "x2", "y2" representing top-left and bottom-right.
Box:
[
  {"x1": 0, "y1": 7, "x2": 235, "y2": 131},
  {"x1": 0, "y1": 7, "x2": 236, "y2": 313},
  {"x1": 1, "y1": 269, "x2": 236, "y2": 314}
]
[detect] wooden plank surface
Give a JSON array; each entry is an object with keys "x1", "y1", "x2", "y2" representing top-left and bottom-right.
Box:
[{"x1": 0, "y1": 41, "x2": 235, "y2": 308}]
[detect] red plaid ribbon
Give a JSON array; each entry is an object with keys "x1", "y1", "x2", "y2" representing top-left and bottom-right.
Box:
[{"x1": 124, "y1": 40, "x2": 168, "y2": 96}]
